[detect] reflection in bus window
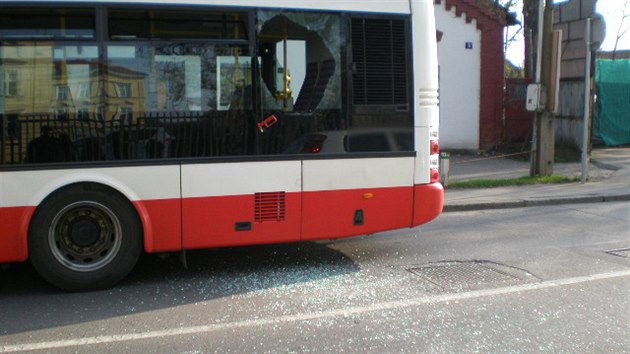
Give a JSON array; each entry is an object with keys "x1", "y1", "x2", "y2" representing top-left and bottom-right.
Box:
[
  {"x1": 106, "y1": 44, "x2": 252, "y2": 159},
  {"x1": 0, "y1": 43, "x2": 100, "y2": 163},
  {"x1": 0, "y1": 8, "x2": 414, "y2": 164},
  {"x1": 0, "y1": 9, "x2": 254, "y2": 165},
  {"x1": 217, "y1": 55, "x2": 252, "y2": 111}
]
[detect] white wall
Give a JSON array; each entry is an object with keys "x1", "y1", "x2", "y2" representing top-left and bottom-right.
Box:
[{"x1": 434, "y1": 1, "x2": 482, "y2": 150}]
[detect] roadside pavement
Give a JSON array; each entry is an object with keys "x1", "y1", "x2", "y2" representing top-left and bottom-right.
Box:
[{"x1": 443, "y1": 147, "x2": 630, "y2": 212}]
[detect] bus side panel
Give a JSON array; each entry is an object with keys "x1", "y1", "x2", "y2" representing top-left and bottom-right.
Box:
[
  {"x1": 182, "y1": 193, "x2": 302, "y2": 249},
  {"x1": 301, "y1": 187, "x2": 413, "y2": 240},
  {"x1": 412, "y1": 183, "x2": 444, "y2": 227},
  {"x1": 302, "y1": 157, "x2": 415, "y2": 240},
  {"x1": 181, "y1": 161, "x2": 302, "y2": 250},
  {"x1": 133, "y1": 198, "x2": 182, "y2": 253},
  {"x1": 0, "y1": 206, "x2": 34, "y2": 263}
]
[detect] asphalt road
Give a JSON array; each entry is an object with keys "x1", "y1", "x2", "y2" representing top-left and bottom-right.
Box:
[{"x1": 1, "y1": 202, "x2": 629, "y2": 353}]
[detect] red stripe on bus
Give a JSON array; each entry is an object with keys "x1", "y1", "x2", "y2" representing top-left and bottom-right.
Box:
[
  {"x1": 302, "y1": 187, "x2": 414, "y2": 240},
  {"x1": 0, "y1": 206, "x2": 35, "y2": 263},
  {"x1": 182, "y1": 193, "x2": 302, "y2": 249},
  {"x1": 133, "y1": 199, "x2": 182, "y2": 253}
]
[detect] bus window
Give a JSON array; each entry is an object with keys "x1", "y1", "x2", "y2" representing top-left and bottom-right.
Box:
[
  {"x1": 348, "y1": 17, "x2": 413, "y2": 152},
  {"x1": 0, "y1": 43, "x2": 100, "y2": 164},
  {"x1": 105, "y1": 10, "x2": 253, "y2": 159},
  {"x1": 257, "y1": 11, "x2": 344, "y2": 155},
  {"x1": 0, "y1": 8, "x2": 95, "y2": 40},
  {"x1": 0, "y1": 9, "x2": 254, "y2": 165},
  {"x1": 108, "y1": 9, "x2": 248, "y2": 41},
  {"x1": 106, "y1": 43, "x2": 252, "y2": 159}
]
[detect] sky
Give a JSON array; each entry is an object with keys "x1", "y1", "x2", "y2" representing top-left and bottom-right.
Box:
[{"x1": 505, "y1": 0, "x2": 630, "y2": 67}]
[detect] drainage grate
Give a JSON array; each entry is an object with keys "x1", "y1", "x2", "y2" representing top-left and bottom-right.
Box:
[
  {"x1": 605, "y1": 248, "x2": 630, "y2": 258},
  {"x1": 407, "y1": 261, "x2": 537, "y2": 292}
]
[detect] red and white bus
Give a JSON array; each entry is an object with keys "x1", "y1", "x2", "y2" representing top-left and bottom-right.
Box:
[{"x1": 0, "y1": 0, "x2": 443, "y2": 290}]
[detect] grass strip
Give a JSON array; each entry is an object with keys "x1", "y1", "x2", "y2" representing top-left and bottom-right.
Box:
[{"x1": 447, "y1": 175, "x2": 578, "y2": 189}]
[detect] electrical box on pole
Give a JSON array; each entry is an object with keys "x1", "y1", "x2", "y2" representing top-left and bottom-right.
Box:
[{"x1": 526, "y1": 83, "x2": 543, "y2": 112}]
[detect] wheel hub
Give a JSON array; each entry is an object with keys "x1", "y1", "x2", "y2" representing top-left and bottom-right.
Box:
[
  {"x1": 68, "y1": 217, "x2": 101, "y2": 247},
  {"x1": 48, "y1": 201, "x2": 122, "y2": 272}
]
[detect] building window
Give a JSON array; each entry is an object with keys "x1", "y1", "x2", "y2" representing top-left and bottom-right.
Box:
[
  {"x1": 114, "y1": 82, "x2": 131, "y2": 98},
  {"x1": 4, "y1": 70, "x2": 18, "y2": 96},
  {"x1": 55, "y1": 85, "x2": 71, "y2": 100},
  {"x1": 119, "y1": 106, "x2": 133, "y2": 122},
  {"x1": 77, "y1": 107, "x2": 90, "y2": 120},
  {"x1": 76, "y1": 82, "x2": 91, "y2": 99},
  {"x1": 97, "y1": 105, "x2": 106, "y2": 121},
  {"x1": 56, "y1": 107, "x2": 69, "y2": 120}
]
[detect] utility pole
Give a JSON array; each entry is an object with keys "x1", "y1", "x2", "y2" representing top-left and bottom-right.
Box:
[
  {"x1": 529, "y1": 0, "x2": 557, "y2": 176},
  {"x1": 581, "y1": 17, "x2": 592, "y2": 184}
]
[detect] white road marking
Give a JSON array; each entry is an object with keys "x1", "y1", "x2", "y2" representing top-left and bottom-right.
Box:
[{"x1": 2, "y1": 269, "x2": 630, "y2": 352}]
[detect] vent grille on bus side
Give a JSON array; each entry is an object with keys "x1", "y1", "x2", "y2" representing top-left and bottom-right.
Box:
[
  {"x1": 352, "y1": 18, "x2": 408, "y2": 105},
  {"x1": 254, "y1": 192, "x2": 286, "y2": 222}
]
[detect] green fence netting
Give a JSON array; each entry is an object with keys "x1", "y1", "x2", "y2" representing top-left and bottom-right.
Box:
[{"x1": 595, "y1": 59, "x2": 630, "y2": 146}]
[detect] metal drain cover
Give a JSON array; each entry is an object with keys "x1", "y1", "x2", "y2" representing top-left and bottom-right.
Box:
[
  {"x1": 407, "y1": 261, "x2": 537, "y2": 292},
  {"x1": 605, "y1": 248, "x2": 630, "y2": 258}
]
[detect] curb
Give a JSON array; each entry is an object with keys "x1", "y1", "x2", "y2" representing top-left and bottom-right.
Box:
[
  {"x1": 591, "y1": 160, "x2": 622, "y2": 171},
  {"x1": 443, "y1": 194, "x2": 630, "y2": 212}
]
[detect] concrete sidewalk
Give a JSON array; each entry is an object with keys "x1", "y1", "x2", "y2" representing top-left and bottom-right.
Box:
[{"x1": 443, "y1": 147, "x2": 630, "y2": 212}]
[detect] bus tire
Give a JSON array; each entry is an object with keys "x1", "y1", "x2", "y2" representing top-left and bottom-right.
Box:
[{"x1": 29, "y1": 183, "x2": 142, "y2": 291}]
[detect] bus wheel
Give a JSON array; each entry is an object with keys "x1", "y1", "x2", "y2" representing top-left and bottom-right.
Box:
[{"x1": 29, "y1": 184, "x2": 142, "y2": 291}]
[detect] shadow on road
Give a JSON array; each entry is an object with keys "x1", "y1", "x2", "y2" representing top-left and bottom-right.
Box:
[{"x1": 0, "y1": 242, "x2": 359, "y2": 336}]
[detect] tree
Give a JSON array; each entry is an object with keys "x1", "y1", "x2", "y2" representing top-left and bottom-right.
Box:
[
  {"x1": 496, "y1": 0, "x2": 524, "y2": 59},
  {"x1": 613, "y1": 0, "x2": 630, "y2": 59}
]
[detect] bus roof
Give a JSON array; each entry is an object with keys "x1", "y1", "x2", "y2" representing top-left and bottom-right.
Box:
[{"x1": 0, "y1": 0, "x2": 413, "y2": 14}]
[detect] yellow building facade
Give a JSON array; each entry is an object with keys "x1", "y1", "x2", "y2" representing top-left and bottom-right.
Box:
[{"x1": 1, "y1": 43, "x2": 147, "y2": 163}]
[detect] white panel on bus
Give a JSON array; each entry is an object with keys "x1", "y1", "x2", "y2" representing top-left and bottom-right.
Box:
[
  {"x1": 1, "y1": 165, "x2": 181, "y2": 208},
  {"x1": 414, "y1": 126, "x2": 431, "y2": 185},
  {"x1": 181, "y1": 160, "x2": 302, "y2": 198},
  {"x1": 302, "y1": 157, "x2": 414, "y2": 192}
]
